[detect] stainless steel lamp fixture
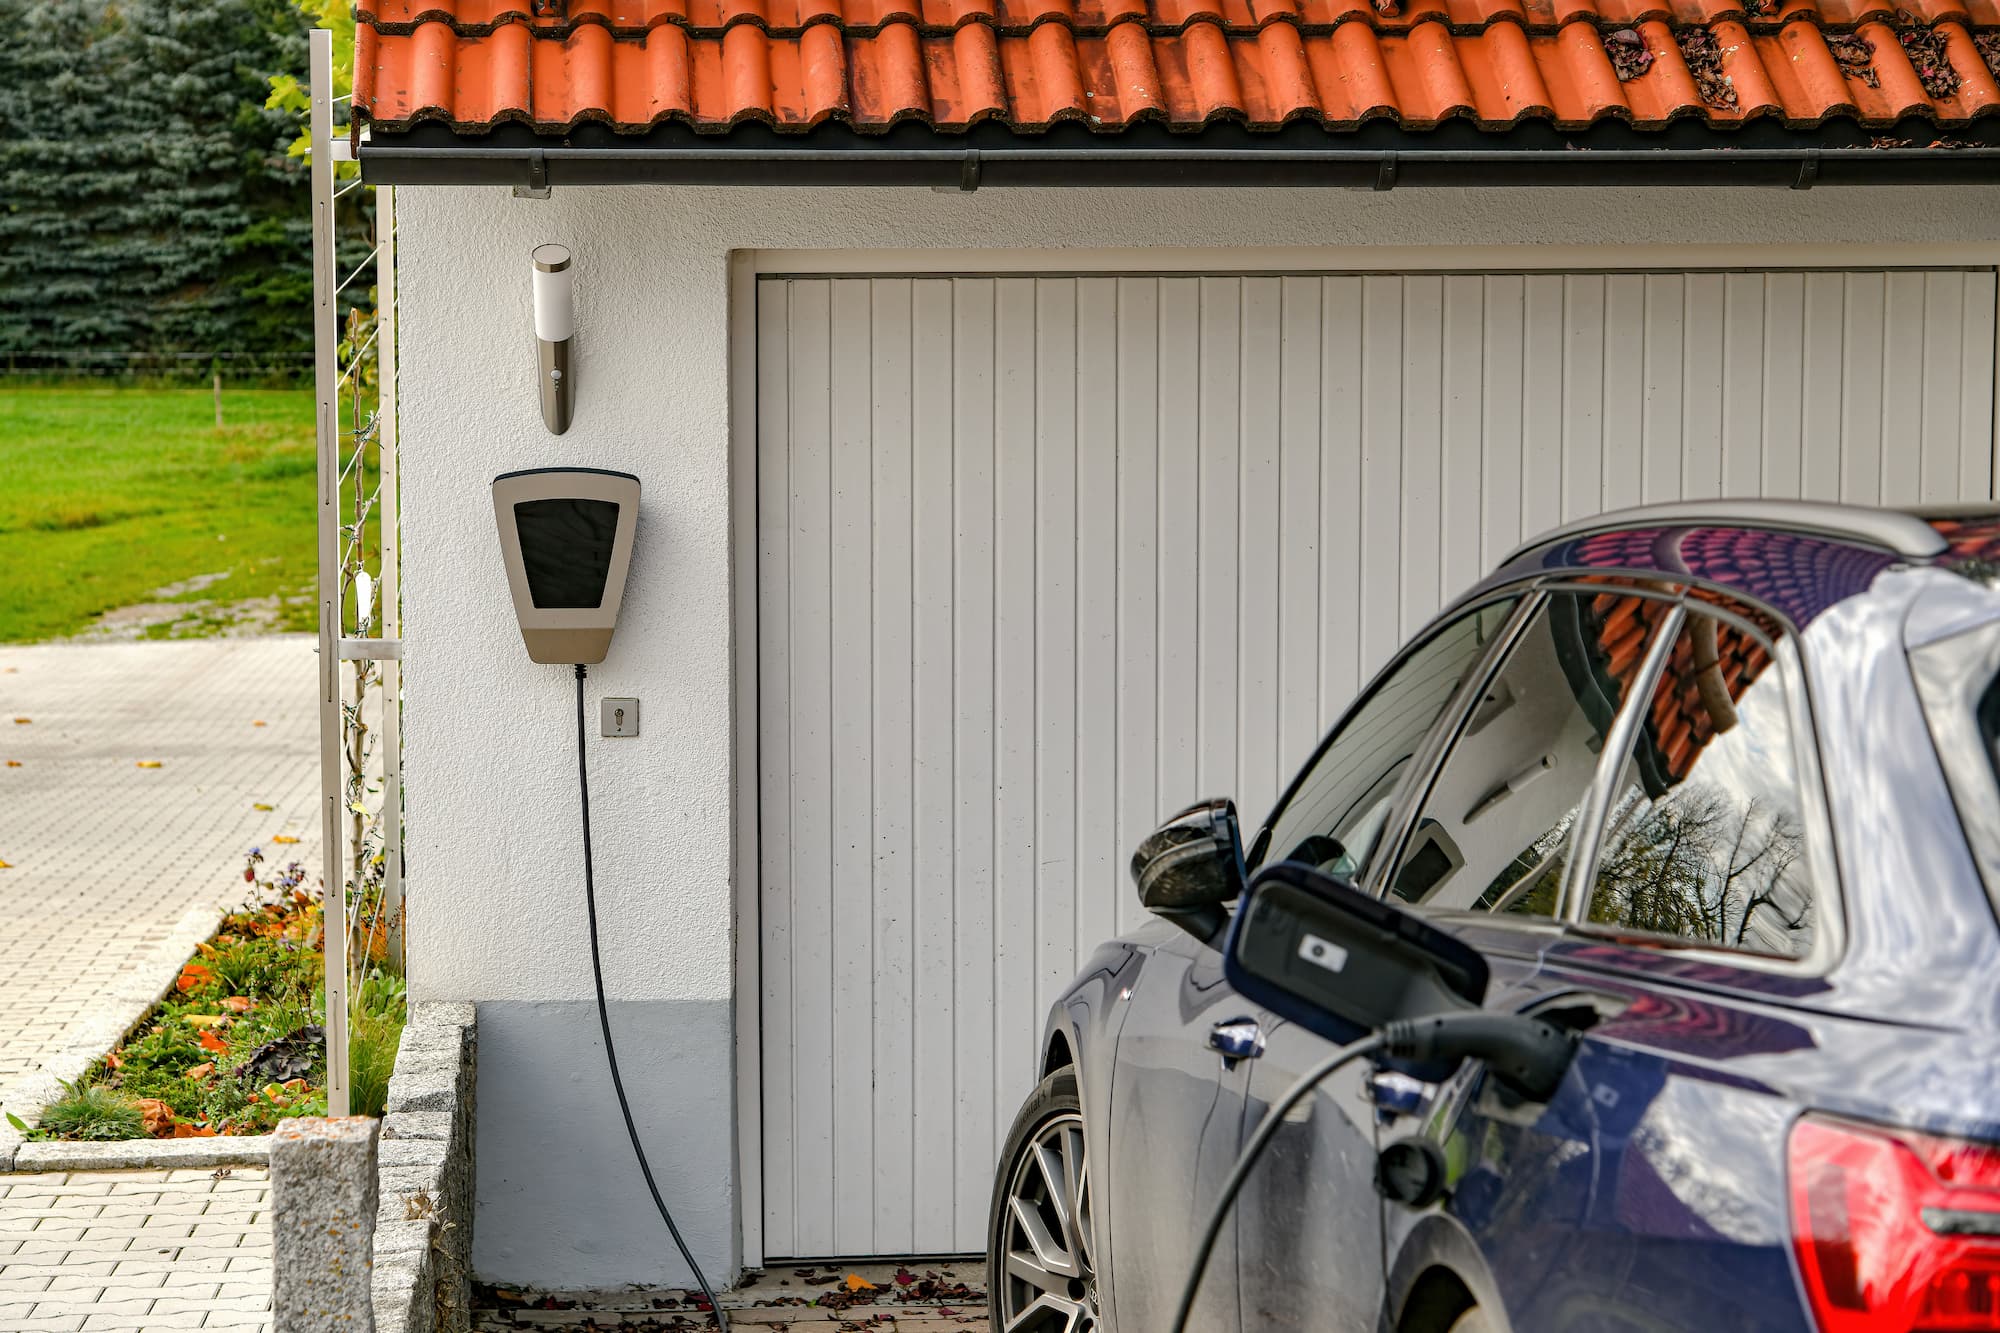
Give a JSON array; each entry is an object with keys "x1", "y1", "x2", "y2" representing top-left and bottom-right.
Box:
[{"x1": 533, "y1": 243, "x2": 575, "y2": 434}]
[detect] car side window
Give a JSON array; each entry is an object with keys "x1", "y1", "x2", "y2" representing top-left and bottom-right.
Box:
[
  {"x1": 1583, "y1": 599, "x2": 1817, "y2": 959},
  {"x1": 1385, "y1": 587, "x2": 1678, "y2": 916},
  {"x1": 1262, "y1": 597, "x2": 1520, "y2": 886}
]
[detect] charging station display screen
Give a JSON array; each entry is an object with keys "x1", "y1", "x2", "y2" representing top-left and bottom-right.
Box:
[{"x1": 514, "y1": 498, "x2": 619, "y2": 609}]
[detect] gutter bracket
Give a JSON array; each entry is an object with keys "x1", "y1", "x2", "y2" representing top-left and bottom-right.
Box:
[
  {"x1": 1792, "y1": 150, "x2": 1820, "y2": 190},
  {"x1": 960, "y1": 148, "x2": 982, "y2": 192},
  {"x1": 514, "y1": 150, "x2": 552, "y2": 199},
  {"x1": 1374, "y1": 151, "x2": 1398, "y2": 191}
]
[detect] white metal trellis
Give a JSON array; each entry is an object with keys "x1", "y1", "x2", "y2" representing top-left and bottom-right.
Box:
[{"x1": 310, "y1": 28, "x2": 402, "y2": 1119}]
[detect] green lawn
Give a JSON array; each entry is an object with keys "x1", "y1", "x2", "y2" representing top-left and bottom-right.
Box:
[{"x1": 0, "y1": 386, "x2": 319, "y2": 642}]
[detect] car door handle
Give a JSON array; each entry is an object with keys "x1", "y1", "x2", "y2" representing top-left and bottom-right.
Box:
[
  {"x1": 1208, "y1": 1016, "x2": 1266, "y2": 1064},
  {"x1": 1367, "y1": 1069, "x2": 1436, "y2": 1119}
]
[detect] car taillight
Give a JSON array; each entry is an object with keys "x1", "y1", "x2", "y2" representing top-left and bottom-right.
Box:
[{"x1": 1790, "y1": 1114, "x2": 2000, "y2": 1332}]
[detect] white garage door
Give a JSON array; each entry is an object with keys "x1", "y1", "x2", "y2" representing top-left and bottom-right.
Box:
[{"x1": 754, "y1": 268, "x2": 1997, "y2": 1258}]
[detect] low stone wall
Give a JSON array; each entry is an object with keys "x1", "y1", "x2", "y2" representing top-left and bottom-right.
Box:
[{"x1": 371, "y1": 1001, "x2": 477, "y2": 1333}]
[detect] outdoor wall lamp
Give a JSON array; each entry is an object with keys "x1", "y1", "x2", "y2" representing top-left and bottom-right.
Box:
[{"x1": 532, "y1": 243, "x2": 575, "y2": 434}]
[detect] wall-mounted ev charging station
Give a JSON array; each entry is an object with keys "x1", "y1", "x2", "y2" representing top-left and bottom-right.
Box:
[
  {"x1": 491, "y1": 467, "x2": 730, "y2": 1329},
  {"x1": 491, "y1": 467, "x2": 638, "y2": 664}
]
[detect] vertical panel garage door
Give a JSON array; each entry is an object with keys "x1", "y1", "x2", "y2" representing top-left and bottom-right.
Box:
[{"x1": 755, "y1": 269, "x2": 1997, "y2": 1258}]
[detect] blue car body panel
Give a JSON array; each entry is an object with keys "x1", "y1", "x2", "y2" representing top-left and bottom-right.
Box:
[{"x1": 1027, "y1": 510, "x2": 2000, "y2": 1333}]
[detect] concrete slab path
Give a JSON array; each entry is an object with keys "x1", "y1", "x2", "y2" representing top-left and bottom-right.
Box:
[{"x1": 0, "y1": 637, "x2": 322, "y2": 1104}]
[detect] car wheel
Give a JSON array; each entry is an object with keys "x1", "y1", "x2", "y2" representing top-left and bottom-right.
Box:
[
  {"x1": 989, "y1": 1067, "x2": 1100, "y2": 1333},
  {"x1": 1446, "y1": 1308, "x2": 1497, "y2": 1333}
]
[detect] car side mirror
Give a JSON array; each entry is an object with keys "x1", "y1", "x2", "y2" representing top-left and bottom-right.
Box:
[
  {"x1": 1131, "y1": 798, "x2": 1246, "y2": 947},
  {"x1": 1225, "y1": 859, "x2": 1488, "y2": 1044}
]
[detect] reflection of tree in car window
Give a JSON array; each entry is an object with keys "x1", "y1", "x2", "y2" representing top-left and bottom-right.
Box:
[{"x1": 1586, "y1": 607, "x2": 1817, "y2": 959}]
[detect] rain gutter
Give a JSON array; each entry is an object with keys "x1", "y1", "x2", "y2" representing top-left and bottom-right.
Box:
[{"x1": 359, "y1": 121, "x2": 2000, "y2": 188}]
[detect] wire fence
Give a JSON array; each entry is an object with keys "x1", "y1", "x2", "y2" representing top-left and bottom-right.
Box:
[
  {"x1": 0, "y1": 353, "x2": 316, "y2": 384},
  {"x1": 310, "y1": 26, "x2": 402, "y2": 1119}
]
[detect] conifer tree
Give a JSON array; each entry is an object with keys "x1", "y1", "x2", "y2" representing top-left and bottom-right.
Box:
[{"x1": 0, "y1": 0, "x2": 323, "y2": 373}]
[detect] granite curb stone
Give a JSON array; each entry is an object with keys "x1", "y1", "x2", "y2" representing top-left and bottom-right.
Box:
[{"x1": 271, "y1": 1117, "x2": 381, "y2": 1333}]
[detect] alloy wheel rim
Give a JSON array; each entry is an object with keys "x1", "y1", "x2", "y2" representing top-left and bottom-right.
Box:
[{"x1": 1000, "y1": 1110, "x2": 1097, "y2": 1333}]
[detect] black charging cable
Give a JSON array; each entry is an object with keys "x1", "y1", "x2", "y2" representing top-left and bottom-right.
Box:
[
  {"x1": 1166, "y1": 1010, "x2": 1575, "y2": 1333},
  {"x1": 574, "y1": 663, "x2": 731, "y2": 1330}
]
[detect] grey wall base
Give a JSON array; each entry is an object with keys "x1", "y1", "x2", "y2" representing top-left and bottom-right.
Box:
[
  {"x1": 472, "y1": 999, "x2": 735, "y2": 1290},
  {"x1": 373, "y1": 1001, "x2": 478, "y2": 1333}
]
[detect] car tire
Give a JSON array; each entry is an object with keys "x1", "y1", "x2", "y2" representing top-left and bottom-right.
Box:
[
  {"x1": 988, "y1": 1067, "x2": 1101, "y2": 1333},
  {"x1": 1446, "y1": 1308, "x2": 1498, "y2": 1333}
]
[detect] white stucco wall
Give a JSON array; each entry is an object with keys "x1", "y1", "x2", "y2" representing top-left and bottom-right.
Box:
[{"x1": 395, "y1": 182, "x2": 2000, "y2": 1290}]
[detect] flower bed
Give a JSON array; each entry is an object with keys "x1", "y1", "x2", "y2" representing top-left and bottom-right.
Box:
[{"x1": 8, "y1": 851, "x2": 406, "y2": 1142}]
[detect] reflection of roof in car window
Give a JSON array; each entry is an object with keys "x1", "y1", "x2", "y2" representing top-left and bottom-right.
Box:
[{"x1": 1935, "y1": 515, "x2": 2000, "y2": 589}]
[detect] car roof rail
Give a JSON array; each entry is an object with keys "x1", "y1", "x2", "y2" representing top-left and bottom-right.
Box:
[
  {"x1": 1506, "y1": 499, "x2": 1950, "y2": 566},
  {"x1": 1901, "y1": 502, "x2": 2000, "y2": 522}
]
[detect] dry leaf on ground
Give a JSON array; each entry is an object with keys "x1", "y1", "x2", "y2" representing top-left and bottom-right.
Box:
[{"x1": 133, "y1": 1098, "x2": 174, "y2": 1136}]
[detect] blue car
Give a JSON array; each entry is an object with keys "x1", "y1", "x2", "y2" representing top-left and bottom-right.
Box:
[{"x1": 986, "y1": 500, "x2": 2000, "y2": 1333}]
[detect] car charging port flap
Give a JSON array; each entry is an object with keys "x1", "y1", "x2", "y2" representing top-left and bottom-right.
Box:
[{"x1": 1789, "y1": 1113, "x2": 2000, "y2": 1332}]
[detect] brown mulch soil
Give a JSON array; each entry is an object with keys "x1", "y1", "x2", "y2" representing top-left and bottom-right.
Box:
[
  {"x1": 1976, "y1": 32, "x2": 2000, "y2": 78},
  {"x1": 1827, "y1": 33, "x2": 1880, "y2": 89},
  {"x1": 1677, "y1": 28, "x2": 1739, "y2": 108},
  {"x1": 1900, "y1": 24, "x2": 1962, "y2": 99},
  {"x1": 475, "y1": 1266, "x2": 989, "y2": 1331},
  {"x1": 1605, "y1": 28, "x2": 1654, "y2": 81}
]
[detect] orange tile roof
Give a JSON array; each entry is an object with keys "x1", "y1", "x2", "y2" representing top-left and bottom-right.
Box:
[{"x1": 353, "y1": 0, "x2": 2000, "y2": 135}]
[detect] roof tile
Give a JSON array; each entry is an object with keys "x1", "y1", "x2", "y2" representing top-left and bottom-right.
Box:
[{"x1": 354, "y1": 0, "x2": 2000, "y2": 132}]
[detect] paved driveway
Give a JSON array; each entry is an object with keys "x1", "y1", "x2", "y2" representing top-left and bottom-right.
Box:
[{"x1": 0, "y1": 638, "x2": 322, "y2": 1106}]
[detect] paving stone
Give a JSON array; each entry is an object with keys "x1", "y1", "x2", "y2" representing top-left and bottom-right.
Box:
[
  {"x1": 0, "y1": 639, "x2": 320, "y2": 1110},
  {"x1": 83, "y1": 1313, "x2": 206, "y2": 1330},
  {"x1": 0, "y1": 1168, "x2": 274, "y2": 1329}
]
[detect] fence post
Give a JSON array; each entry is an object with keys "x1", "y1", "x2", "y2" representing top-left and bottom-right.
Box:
[
  {"x1": 377, "y1": 183, "x2": 404, "y2": 972},
  {"x1": 310, "y1": 24, "x2": 352, "y2": 1119},
  {"x1": 270, "y1": 1117, "x2": 380, "y2": 1332}
]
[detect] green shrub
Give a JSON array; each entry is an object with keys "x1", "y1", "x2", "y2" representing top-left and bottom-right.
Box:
[
  {"x1": 37, "y1": 1083, "x2": 146, "y2": 1141},
  {"x1": 349, "y1": 971, "x2": 408, "y2": 1119},
  {"x1": 208, "y1": 938, "x2": 311, "y2": 1001}
]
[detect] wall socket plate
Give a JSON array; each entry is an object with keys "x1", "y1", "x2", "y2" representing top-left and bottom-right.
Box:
[{"x1": 601, "y1": 697, "x2": 639, "y2": 738}]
